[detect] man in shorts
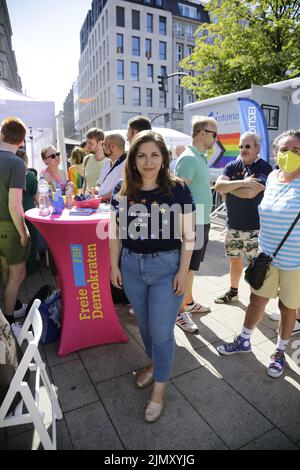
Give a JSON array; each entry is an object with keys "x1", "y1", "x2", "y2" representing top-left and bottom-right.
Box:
[
  {"x1": 0, "y1": 117, "x2": 30, "y2": 337},
  {"x1": 214, "y1": 132, "x2": 272, "y2": 304},
  {"x1": 174, "y1": 115, "x2": 218, "y2": 333}
]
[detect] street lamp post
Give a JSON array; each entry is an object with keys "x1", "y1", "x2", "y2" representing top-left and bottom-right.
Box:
[{"x1": 157, "y1": 72, "x2": 188, "y2": 129}]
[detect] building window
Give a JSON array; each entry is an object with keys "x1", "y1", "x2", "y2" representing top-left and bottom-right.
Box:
[
  {"x1": 106, "y1": 10, "x2": 108, "y2": 30},
  {"x1": 146, "y1": 88, "x2": 153, "y2": 107},
  {"x1": 261, "y1": 104, "x2": 279, "y2": 130},
  {"x1": 132, "y1": 10, "x2": 140, "y2": 30},
  {"x1": 188, "y1": 93, "x2": 194, "y2": 104},
  {"x1": 174, "y1": 22, "x2": 184, "y2": 37},
  {"x1": 103, "y1": 65, "x2": 106, "y2": 85},
  {"x1": 131, "y1": 62, "x2": 139, "y2": 81},
  {"x1": 159, "y1": 41, "x2": 167, "y2": 60},
  {"x1": 117, "y1": 85, "x2": 125, "y2": 105},
  {"x1": 177, "y1": 70, "x2": 182, "y2": 86},
  {"x1": 116, "y1": 34, "x2": 124, "y2": 54},
  {"x1": 155, "y1": 0, "x2": 163, "y2": 6},
  {"x1": 122, "y1": 111, "x2": 141, "y2": 125},
  {"x1": 179, "y1": 3, "x2": 199, "y2": 20},
  {"x1": 116, "y1": 6, "x2": 125, "y2": 27},
  {"x1": 159, "y1": 90, "x2": 167, "y2": 109},
  {"x1": 159, "y1": 16, "x2": 167, "y2": 35},
  {"x1": 147, "y1": 13, "x2": 153, "y2": 33},
  {"x1": 185, "y1": 24, "x2": 194, "y2": 39},
  {"x1": 117, "y1": 60, "x2": 124, "y2": 80},
  {"x1": 105, "y1": 114, "x2": 111, "y2": 131},
  {"x1": 187, "y1": 45, "x2": 194, "y2": 56},
  {"x1": 176, "y1": 93, "x2": 183, "y2": 110},
  {"x1": 176, "y1": 43, "x2": 184, "y2": 62},
  {"x1": 160, "y1": 65, "x2": 167, "y2": 77},
  {"x1": 147, "y1": 64, "x2": 153, "y2": 82},
  {"x1": 132, "y1": 36, "x2": 140, "y2": 56},
  {"x1": 145, "y1": 39, "x2": 152, "y2": 59},
  {"x1": 133, "y1": 87, "x2": 141, "y2": 106}
]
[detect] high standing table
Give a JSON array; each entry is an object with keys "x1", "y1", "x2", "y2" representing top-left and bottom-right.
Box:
[{"x1": 25, "y1": 207, "x2": 128, "y2": 356}]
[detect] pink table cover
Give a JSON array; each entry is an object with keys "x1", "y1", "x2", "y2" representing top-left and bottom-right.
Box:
[{"x1": 25, "y1": 208, "x2": 128, "y2": 356}]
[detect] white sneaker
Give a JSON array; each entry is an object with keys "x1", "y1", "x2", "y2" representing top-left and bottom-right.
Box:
[
  {"x1": 14, "y1": 303, "x2": 28, "y2": 319},
  {"x1": 291, "y1": 320, "x2": 300, "y2": 337},
  {"x1": 269, "y1": 311, "x2": 280, "y2": 321},
  {"x1": 11, "y1": 322, "x2": 23, "y2": 339},
  {"x1": 176, "y1": 311, "x2": 199, "y2": 334}
]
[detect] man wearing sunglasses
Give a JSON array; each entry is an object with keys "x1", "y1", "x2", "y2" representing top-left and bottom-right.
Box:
[
  {"x1": 214, "y1": 132, "x2": 272, "y2": 304},
  {"x1": 174, "y1": 115, "x2": 218, "y2": 333}
]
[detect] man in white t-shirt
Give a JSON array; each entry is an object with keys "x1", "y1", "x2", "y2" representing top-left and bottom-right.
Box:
[{"x1": 96, "y1": 134, "x2": 126, "y2": 202}]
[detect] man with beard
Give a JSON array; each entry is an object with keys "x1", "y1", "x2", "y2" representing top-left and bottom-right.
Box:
[
  {"x1": 96, "y1": 134, "x2": 126, "y2": 202},
  {"x1": 82, "y1": 128, "x2": 110, "y2": 193}
]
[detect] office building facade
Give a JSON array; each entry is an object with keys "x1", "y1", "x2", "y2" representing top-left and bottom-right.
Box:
[
  {"x1": 78, "y1": 0, "x2": 208, "y2": 135},
  {"x1": 0, "y1": 0, "x2": 22, "y2": 91}
]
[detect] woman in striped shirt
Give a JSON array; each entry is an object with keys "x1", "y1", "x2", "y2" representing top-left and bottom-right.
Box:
[{"x1": 217, "y1": 130, "x2": 300, "y2": 378}]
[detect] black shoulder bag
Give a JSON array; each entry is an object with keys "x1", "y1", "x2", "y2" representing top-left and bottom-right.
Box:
[{"x1": 245, "y1": 210, "x2": 300, "y2": 290}]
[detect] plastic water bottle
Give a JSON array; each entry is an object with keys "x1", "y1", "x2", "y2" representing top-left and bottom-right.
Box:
[
  {"x1": 65, "y1": 181, "x2": 75, "y2": 209},
  {"x1": 38, "y1": 177, "x2": 51, "y2": 216}
]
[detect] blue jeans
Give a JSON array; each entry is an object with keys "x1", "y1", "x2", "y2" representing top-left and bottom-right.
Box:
[{"x1": 121, "y1": 247, "x2": 183, "y2": 382}]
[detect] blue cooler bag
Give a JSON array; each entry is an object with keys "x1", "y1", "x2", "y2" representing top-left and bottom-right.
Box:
[{"x1": 39, "y1": 290, "x2": 62, "y2": 344}]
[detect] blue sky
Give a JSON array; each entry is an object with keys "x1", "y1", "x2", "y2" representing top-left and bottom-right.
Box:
[
  {"x1": 7, "y1": 0, "x2": 92, "y2": 113},
  {"x1": 7, "y1": 0, "x2": 208, "y2": 113}
]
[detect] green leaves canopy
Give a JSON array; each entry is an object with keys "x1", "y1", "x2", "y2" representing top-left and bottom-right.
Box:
[{"x1": 181, "y1": 0, "x2": 300, "y2": 100}]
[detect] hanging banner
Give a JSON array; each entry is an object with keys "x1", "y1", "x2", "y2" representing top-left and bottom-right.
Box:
[{"x1": 237, "y1": 98, "x2": 269, "y2": 162}]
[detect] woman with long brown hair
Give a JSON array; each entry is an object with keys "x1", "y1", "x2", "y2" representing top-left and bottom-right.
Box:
[{"x1": 110, "y1": 130, "x2": 195, "y2": 422}]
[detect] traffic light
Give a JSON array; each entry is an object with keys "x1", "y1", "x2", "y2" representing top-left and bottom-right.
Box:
[
  {"x1": 158, "y1": 74, "x2": 166, "y2": 92},
  {"x1": 164, "y1": 112, "x2": 170, "y2": 123}
]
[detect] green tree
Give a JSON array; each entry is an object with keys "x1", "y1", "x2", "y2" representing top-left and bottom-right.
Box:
[{"x1": 181, "y1": 0, "x2": 300, "y2": 100}]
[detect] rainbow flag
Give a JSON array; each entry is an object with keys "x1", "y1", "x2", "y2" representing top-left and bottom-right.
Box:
[{"x1": 208, "y1": 132, "x2": 240, "y2": 168}]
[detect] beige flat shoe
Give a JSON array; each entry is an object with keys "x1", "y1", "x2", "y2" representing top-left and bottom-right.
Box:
[
  {"x1": 144, "y1": 396, "x2": 165, "y2": 423},
  {"x1": 136, "y1": 368, "x2": 154, "y2": 389}
]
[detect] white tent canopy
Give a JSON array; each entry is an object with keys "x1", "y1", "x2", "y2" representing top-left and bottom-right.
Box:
[
  {"x1": 0, "y1": 85, "x2": 55, "y2": 173},
  {"x1": 105, "y1": 127, "x2": 191, "y2": 153},
  {"x1": 0, "y1": 85, "x2": 55, "y2": 129}
]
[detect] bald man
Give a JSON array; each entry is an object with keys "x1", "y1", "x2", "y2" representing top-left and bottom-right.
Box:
[{"x1": 96, "y1": 133, "x2": 126, "y2": 202}]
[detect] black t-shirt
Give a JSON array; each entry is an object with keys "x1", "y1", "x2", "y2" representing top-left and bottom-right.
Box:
[
  {"x1": 111, "y1": 180, "x2": 195, "y2": 253},
  {"x1": 223, "y1": 158, "x2": 273, "y2": 230}
]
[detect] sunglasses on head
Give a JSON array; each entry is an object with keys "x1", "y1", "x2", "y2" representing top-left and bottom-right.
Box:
[
  {"x1": 44, "y1": 152, "x2": 60, "y2": 160},
  {"x1": 239, "y1": 144, "x2": 251, "y2": 149}
]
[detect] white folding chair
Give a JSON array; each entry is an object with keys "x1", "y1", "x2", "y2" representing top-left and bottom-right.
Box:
[{"x1": 0, "y1": 299, "x2": 63, "y2": 450}]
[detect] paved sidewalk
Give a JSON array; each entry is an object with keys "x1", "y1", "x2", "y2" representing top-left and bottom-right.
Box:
[{"x1": 1, "y1": 225, "x2": 300, "y2": 450}]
